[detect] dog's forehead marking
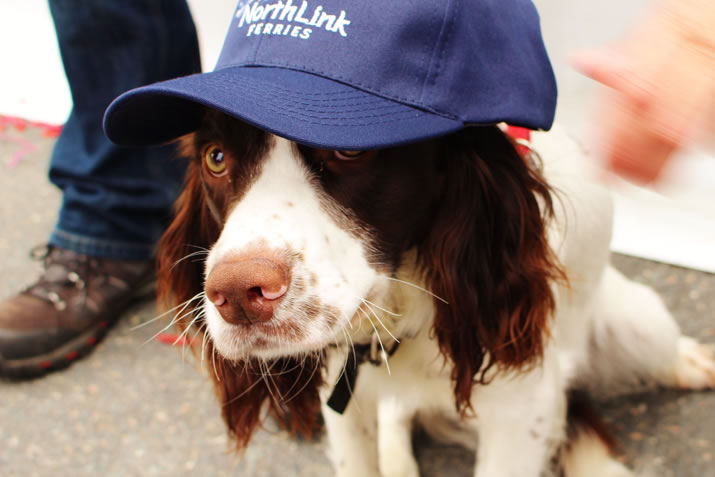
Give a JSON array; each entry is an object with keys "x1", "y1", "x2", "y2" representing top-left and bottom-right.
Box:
[{"x1": 207, "y1": 136, "x2": 376, "y2": 289}]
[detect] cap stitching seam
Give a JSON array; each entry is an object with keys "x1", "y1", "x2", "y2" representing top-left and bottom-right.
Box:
[
  {"x1": 222, "y1": 89, "x2": 411, "y2": 116},
  {"x1": 209, "y1": 78, "x2": 413, "y2": 112},
  {"x1": 209, "y1": 78, "x2": 395, "y2": 106},
  {"x1": 420, "y1": 0, "x2": 452, "y2": 103},
  {"x1": 218, "y1": 64, "x2": 460, "y2": 121},
  {"x1": 434, "y1": 0, "x2": 458, "y2": 89},
  {"x1": 209, "y1": 73, "x2": 365, "y2": 97},
  {"x1": 216, "y1": 87, "x2": 423, "y2": 122},
  {"x1": 203, "y1": 91, "x2": 425, "y2": 126}
]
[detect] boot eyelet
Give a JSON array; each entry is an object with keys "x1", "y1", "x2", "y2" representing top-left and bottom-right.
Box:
[
  {"x1": 47, "y1": 292, "x2": 67, "y2": 311},
  {"x1": 67, "y1": 272, "x2": 85, "y2": 289}
]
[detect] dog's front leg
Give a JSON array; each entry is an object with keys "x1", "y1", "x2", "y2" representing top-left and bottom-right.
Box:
[
  {"x1": 322, "y1": 398, "x2": 380, "y2": 477},
  {"x1": 322, "y1": 353, "x2": 380, "y2": 477},
  {"x1": 470, "y1": 351, "x2": 566, "y2": 477},
  {"x1": 377, "y1": 395, "x2": 419, "y2": 477}
]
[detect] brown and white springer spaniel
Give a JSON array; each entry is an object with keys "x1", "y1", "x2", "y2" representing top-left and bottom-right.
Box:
[{"x1": 157, "y1": 109, "x2": 715, "y2": 477}]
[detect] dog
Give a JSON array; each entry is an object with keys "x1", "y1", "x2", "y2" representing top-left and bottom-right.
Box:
[
  {"x1": 153, "y1": 109, "x2": 715, "y2": 477},
  {"x1": 100, "y1": 1, "x2": 715, "y2": 474}
]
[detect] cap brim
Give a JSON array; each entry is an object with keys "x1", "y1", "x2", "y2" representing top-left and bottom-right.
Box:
[{"x1": 104, "y1": 66, "x2": 464, "y2": 150}]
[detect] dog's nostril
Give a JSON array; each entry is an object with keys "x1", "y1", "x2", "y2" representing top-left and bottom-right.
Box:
[
  {"x1": 247, "y1": 287, "x2": 262, "y2": 300},
  {"x1": 212, "y1": 293, "x2": 227, "y2": 307},
  {"x1": 258, "y1": 284, "x2": 288, "y2": 301}
]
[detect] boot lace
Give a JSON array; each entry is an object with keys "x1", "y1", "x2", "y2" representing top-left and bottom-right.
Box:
[{"x1": 22, "y1": 245, "x2": 103, "y2": 311}]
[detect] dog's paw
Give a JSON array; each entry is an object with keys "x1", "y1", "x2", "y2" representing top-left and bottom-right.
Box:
[{"x1": 674, "y1": 336, "x2": 715, "y2": 390}]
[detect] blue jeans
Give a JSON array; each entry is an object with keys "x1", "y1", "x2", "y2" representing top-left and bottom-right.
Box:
[{"x1": 47, "y1": 0, "x2": 200, "y2": 260}]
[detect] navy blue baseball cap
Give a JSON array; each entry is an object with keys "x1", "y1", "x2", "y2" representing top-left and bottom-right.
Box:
[{"x1": 104, "y1": 0, "x2": 557, "y2": 150}]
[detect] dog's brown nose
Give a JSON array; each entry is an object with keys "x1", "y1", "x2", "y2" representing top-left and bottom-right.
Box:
[{"x1": 205, "y1": 256, "x2": 289, "y2": 324}]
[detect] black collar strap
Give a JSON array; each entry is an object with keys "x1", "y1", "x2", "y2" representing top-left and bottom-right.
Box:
[{"x1": 326, "y1": 335, "x2": 400, "y2": 414}]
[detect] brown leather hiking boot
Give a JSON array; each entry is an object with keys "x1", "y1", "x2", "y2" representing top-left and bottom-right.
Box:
[{"x1": 0, "y1": 246, "x2": 155, "y2": 379}]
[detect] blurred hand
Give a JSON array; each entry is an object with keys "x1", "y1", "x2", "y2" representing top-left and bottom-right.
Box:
[{"x1": 572, "y1": 0, "x2": 715, "y2": 183}]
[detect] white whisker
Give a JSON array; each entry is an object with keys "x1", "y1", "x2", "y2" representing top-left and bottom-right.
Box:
[
  {"x1": 361, "y1": 298, "x2": 401, "y2": 317},
  {"x1": 177, "y1": 309, "x2": 205, "y2": 341},
  {"x1": 181, "y1": 311, "x2": 206, "y2": 361},
  {"x1": 170, "y1": 249, "x2": 209, "y2": 272},
  {"x1": 361, "y1": 308, "x2": 391, "y2": 376},
  {"x1": 261, "y1": 359, "x2": 282, "y2": 404},
  {"x1": 378, "y1": 276, "x2": 449, "y2": 304},
  {"x1": 131, "y1": 291, "x2": 205, "y2": 330},
  {"x1": 185, "y1": 244, "x2": 210, "y2": 252},
  {"x1": 141, "y1": 292, "x2": 206, "y2": 346},
  {"x1": 361, "y1": 299, "x2": 400, "y2": 344},
  {"x1": 201, "y1": 326, "x2": 210, "y2": 361},
  {"x1": 282, "y1": 357, "x2": 307, "y2": 402},
  {"x1": 342, "y1": 327, "x2": 357, "y2": 364},
  {"x1": 212, "y1": 346, "x2": 220, "y2": 382},
  {"x1": 222, "y1": 365, "x2": 264, "y2": 407},
  {"x1": 284, "y1": 355, "x2": 321, "y2": 404}
]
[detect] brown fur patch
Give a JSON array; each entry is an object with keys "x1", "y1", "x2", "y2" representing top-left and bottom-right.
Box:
[
  {"x1": 297, "y1": 141, "x2": 443, "y2": 271},
  {"x1": 184, "y1": 110, "x2": 273, "y2": 223},
  {"x1": 324, "y1": 306, "x2": 340, "y2": 328},
  {"x1": 419, "y1": 127, "x2": 566, "y2": 412},
  {"x1": 566, "y1": 391, "x2": 618, "y2": 454},
  {"x1": 303, "y1": 295, "x2": 322, "y2": 319}
]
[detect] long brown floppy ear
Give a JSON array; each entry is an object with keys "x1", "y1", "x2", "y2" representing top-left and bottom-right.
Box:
[
  {"x1": 420, "y1": 126, "x2": 566, "y2": 413},
  {"x1": 157, "y1": 155, "x2": 220, "y2": 309},
  {"x1": 156, "y1": 135, "x2": 323, "y2": 451}
]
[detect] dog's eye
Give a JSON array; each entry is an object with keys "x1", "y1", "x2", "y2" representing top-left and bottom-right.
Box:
[
  {"x1": 204, "y1": 144, "x2": 227, "y2": 176},
  {"x1": 334, "y1": 150, "x2": 365, "y2": 161}
]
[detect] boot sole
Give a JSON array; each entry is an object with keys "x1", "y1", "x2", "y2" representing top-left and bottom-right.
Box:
[{"x1": 0, "y1": 279, "x2": 156, "y2": 380}]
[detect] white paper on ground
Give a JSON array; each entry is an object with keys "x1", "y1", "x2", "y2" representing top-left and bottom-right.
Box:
[{"x1": 610, "y1": 146, "x2": 715, "y2": 274}]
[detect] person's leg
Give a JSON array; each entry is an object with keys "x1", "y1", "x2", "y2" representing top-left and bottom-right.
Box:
[
  {"x1": 0, "y1": 0, "x2": 200, "y2": 378},
  {"x1": 49, "y1": 0, "x2": 201, "y2": 259}
]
